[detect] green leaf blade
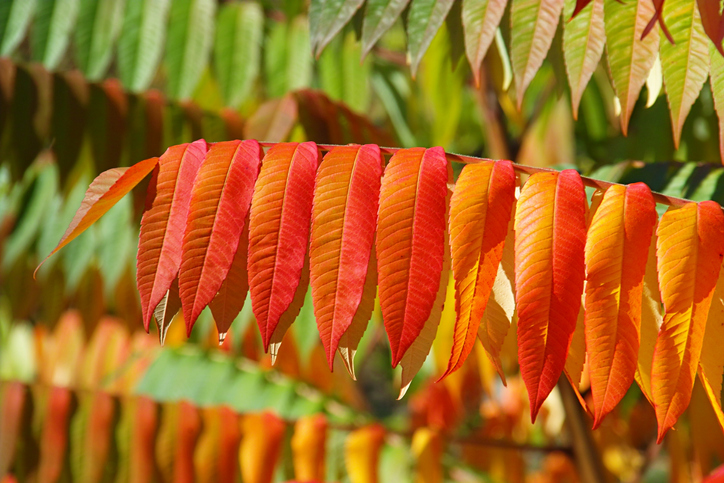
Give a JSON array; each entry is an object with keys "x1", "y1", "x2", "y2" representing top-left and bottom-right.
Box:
[
  {"x1": 462, "y1": 0, "x2": 507, "y2": 86},
  {"x1": 360, "y1": 0, "x2": 410, "y2": 58},
  {"x1": 309, "y1": 0, "x2": 365, "y2": 57},
  {"x1": 0, "y1": 0, "x2": 37, "y2": 57},
  {"x1": 407, "y1": 0, "x2": 455, "y2": 76},
  {"x1": 31, "y1": 0, "x2": 81, "y2": 70},
  {"x1": 74, "y1": 0, "x2": 126, "y2": 81}
]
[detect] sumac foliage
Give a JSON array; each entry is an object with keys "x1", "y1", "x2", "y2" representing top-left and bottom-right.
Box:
[{"x1": 42, "y1": 139, "x2": 724, "y2": 440}]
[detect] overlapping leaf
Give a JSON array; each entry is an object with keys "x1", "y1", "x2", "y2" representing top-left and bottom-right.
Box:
[
  {"x1": 652, "y1": 201, "x2": 724, "y2": 442},
  {"x1": 445, "y1": 161, "x2": 516, "y2": 377},
  {"x1": 31, "y1": 0, "x2": 80, "y2": 70},
  {"x1": 361, "y1": 0, "x2": 411, "y2": 58},
  {"x1": 584, "y1": 183, "x2": 657, "y2": 427},
  {"x1": 137, "y1": 140, "x2": 207, "y2": 331},
  {"x1": 407, "y1": 0, "x2": 456, "y2": 76},
  {"x1": 179, "y1": 140, "x2": 262, "y2": 334},
  {"x1": 309, "y1": 144, "x2": 383, "y2": 370},
  {"x1": 462, "y1": 0, "x2": 507, "y2": 86},
  {"x1": 377, "y1": 147, "x2": 450, "y2": 367},
  {"x1": 699, "y1": 264, "x2": 724, "y2": 430},
  {"x1": 514, "y1": 170, "x2": 587, "y2": 421},
  {"x1": 309, "y1": 0, "x2": 366, "y2": 58},
  {"x1": 248, "y1": 142, "x2": 320, "y2": 354}
]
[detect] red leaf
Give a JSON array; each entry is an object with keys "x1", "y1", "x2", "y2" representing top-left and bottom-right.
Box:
[
  {"x1": 309, "y1": 145, "x2": 383, "y2": 370},
  {"x1": 248, "y1": 142, "x2": 320, "y2": 351},
  {"x1": 179, "y1": 140, "x2": 262, "y2": 334},
  {"x1": 642, "y1": 0, "x2": 674, "y2": 44},
  {"x1": 571, "y1": 0, "x2": 593, "y2": 19},
  {"x1": 698, "y1": 0, "x2": 724, "y2": 57},
  {"x1": 377, "y1": 147, "x2": 450, "y2": 367},
  {"x1": 137, "y1": 140, "x2": 207, "y2": 331}
]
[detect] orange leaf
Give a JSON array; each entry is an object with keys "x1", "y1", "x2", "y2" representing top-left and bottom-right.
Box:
[
  {"x1": 652, "y1": 201, "x2": 724, "y2": 442},
  {"x1": 309, "y1": 145, "x2": 383, "y2": 370},
  {"x1": 698, "y1": 262, "x2": 724, "y2": 431},
  {"x1": 137, "y1": 140, "x2": 207, "y2": 331},
  {"x1": 635, "y1": 227, "x2": 662, "y2": 405},
  {"x1": 129, "y1": 396, "x2": 159, "y2": 483},
  {"x1": 345, "y1": 424, "x2": 385, "y2": 483},
  {"x1": 411, "y1": 428, "x2": 444, "y2": 483},
  {"x1": 36, "y1": 155, "x2": 159, "y2": 274},
  {"x1": 248, "y1": 142, "x2": 320, "y2": 352},
  {"x1": 445, "y1": 161, "x2": 516, "y2": 378},
  {"x1": 240, "y1": 412, "x2": 286, "y2": 483},
  {"x1": 179, "y1": 140, "x2": 262, "y2": 334},
  {"x1": 514, "y1": 170, "x2": 587, "y2": 421},
  {"x1": 584, "y1": 183, "x2": 657, "y2": 427},
  {"x1": 291, "y1": 414, "x2": 328, "y2": 481},
  {"x1": 38, "y1": 387, "x2": 75, "y2": 483},
  {"x1": 377, "y1": 147, "x2": 451, "y2": 367}
]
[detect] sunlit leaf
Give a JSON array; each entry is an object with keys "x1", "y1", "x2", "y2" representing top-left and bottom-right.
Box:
[
  {"x1": 0, "y1": 0, "x2": 36, "y2": 56},
  {"x1": 407, "y1": 0, "x2": 456, "y2": 76},
  {"x1": 31, "y1": 0, "x2": 80, "y2": 69},
  {"x1": 74, "y1": 0, "x2": 125, "y2": 81},
  {"x1": 345, "y1": 424, "x2": 385, "y2": 483},
  {"x1": 698, "y1": 263, "x2": 724, "y2": 431},
  {"x1": 462, "y1": 0, "x2": 507, "y2": 86},
  {"x1": 240, "y1": 412, "x2": 286, "y2": 483},
  {"x1": 411, "y1": 428, "x2": 443, "y2": 483},
  {"x1": 291, "y1": 414, "x2": 328, "y2": 481}
]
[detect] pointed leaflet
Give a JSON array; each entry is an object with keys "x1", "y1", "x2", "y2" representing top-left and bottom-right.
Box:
[
  {"x1": 0, "y1": 0, "x2": 36, "y2": 56},
  {"x1": 248, "y1": 142, "x2": 320, "y2": 350},
  {"x1": 514, "y1": 170, "x2": 587, "y2": 421},
  {"x1": 444, "y1": 161, "x2": 516, "y2": 377},
  {"x1": 635, "y1": 230, "x2": 662, "y2": 404},
  {"x1": 309, "y1": 0, "x2": 366, "y2": 57},
  {"x1": 462, "y1": 0, "x2": 507, "y2": 86},
  {"x1": 407, "y1": 0, "x2": 456, "y2": 76},
  {"x1": 709, "y1": 44, "x2": 724, "y2": 163},
  {"x1": 74, "y1": 0, "x2": 125, "y2": 80},
  {"x1": 31, "y1": 0, "x2": 80, "y2": 70},
  {"x1": 563, "y1": 0, "x2": 605, "y2": 119},
  {"x1": 155, "y1": 278, "x2": 182, "y2": 346},
  {"x1": 584, "y1": 183, "x2": 657, "y2": 427},
  {"x1": 137, "y1": 140, "x2": 207, "y2": 331},
  {"x1": 361, "y1": 0, "x2": 411, "y2": 58},
  {"x1": 660, "y1": 0, "x2": 709, "y2": 148},
  {"x1": 117, "y1": 0, "x2": 171, "y2": 93},
  {"x1": 36, "y1": 156, "x2": 159, "y2": 273},
  {"x1": 179, "y1": 140, "x2": 262, "y2": 334},
  {"x1": 699, "y1": 265, "x2": 724, "y2": 430},
  {"x1": 604, "y1": 0, "x2": 658, "y2": 135},
  {"x1": 697, "y1": 0, "x2": 724, "y2": 57},
  {"x1": 510, "y1": 0, "x2": 564, "y2": 107},
  {"x1": 310, "y1": 145, "x2": 383, "y2": 370},
  {"x1": 377, "y1": 147, "x2": 450, "y2": 367},
  {"x1": 652, "y1": 201, "x2": 724, "y2": 442}
]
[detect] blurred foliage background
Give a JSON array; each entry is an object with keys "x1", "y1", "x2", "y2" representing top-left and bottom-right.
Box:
[{"x1": 1, "y1": 0, "x2": 724, "y2": 482}]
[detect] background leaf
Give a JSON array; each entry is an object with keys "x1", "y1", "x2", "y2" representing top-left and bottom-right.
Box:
[
  {"x1": 31, "y1": 0, "x2": 80, "y2": 69},
  {"x1": 74, "y1": 0, "x2": 126, "y2": 81},
  {"x1": 407, "y1": 0, "x2": 456, "y2": 76}
]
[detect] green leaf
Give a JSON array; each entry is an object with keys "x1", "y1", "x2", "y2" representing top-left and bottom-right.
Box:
[
  {"x1": 710, "y1": 44, "x2": 724, "y2": 163},
  {"x1": 462, "y1": 0, "x2": 507, "y2": 85},
  {"x1": 563, "y1": 0, "x2": 605, "y2": 119},
  {"x1": 319, "y1": 30, "x2": 372, "y2": 112},
  {"x1": 214, "y1": 2, "x2": 263, "y2": 108},
  {"x1": 164, "y1": 0, "x2": 216, "y2": 101},
  {"x1": 510, "y1": 0, "x2": 564, "y2": 108},
  {"x1": 659, "y1": 0, "x2": 709, "y2": 148},
  {"x1": 287, "y1": 16, "x2": 313, "y2": 92},
  {"x1": 309, "y1": 0, "x2": 365, "y2": 57},
  {"x1": 74, "y1": 0, "x2": 126, "y2": 81},
  {"x1": 31, "y1": 0, "x2": 80, "y2": 69},
  {"x1": 117, "y1": 0, "x2": 170, "y2": 92},
  {"x1": 0, "y1": 0, "x2": 37, "y2": 56},
  {"x1": 407, "y1": 0, "x2": 455, "y2": 76},
  {"x1": 604, "y1": 0, "x2": 658, "y2": 135},
  {"x1": 360, "y1": 0, "x2": 410, "y2": 58}
]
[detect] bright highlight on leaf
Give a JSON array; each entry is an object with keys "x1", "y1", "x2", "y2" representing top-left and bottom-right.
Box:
[
  {"x1": 584, "y1": 183, "x2": 657, "y2": 428},
  {"x1": 514, "y1": 170, "x2": 587, "y2": 421},
  {"x1": 652, "y1": 201, "x2": 724, "y2": 442}
]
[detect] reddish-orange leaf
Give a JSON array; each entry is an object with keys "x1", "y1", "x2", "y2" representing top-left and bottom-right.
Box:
[
  {"x1": 248, "y1": 142, "x2": 320, "y2": 350},
  {"x1": 129, "y1": 396, "x2": 158, "y2": 483},
  {"x1": 309, "y1": 144, "x2": 383, "y2": 370},
  {"x1": 377, "y1": 147, "x2": 450, "y2": 367},
  {"x1": 82, "y1": 392, "x2": 117, "y2": 481},
  {"x1": 698, "y1": 264, "x2": 724, "y2": 432},
  {"x1": 445, "y1": 161, "x2": 516, "y2": 378},
  {"x1": 179, "y1": 140, "x2": 262, "y2": 335},
  {"x1": 173, "y1": 401, "x2": 201, "y2": 482},
  {"x1": 240, "y1": 412, "x2": 286, "y2": 483},
  {"x1": 0, "y1": 382, "x2": 28, "y2": 477},
  {"x1": 137, "y1": 140, "x2": 207, "y2": 331},
  {"x1": 697, "y1": 0, "x2": 724, "y2": 57},
  {"x1": 38, "y1": 387, "x2": 74, "y2": 483},
  {"x1": 652, "y1": 201, "x2": 724, "y2": 442},
  {"x1": 291, "y1": 414, "x2": 328, "y2": 481},
  {"x1": 35, "y1": 155, "x2": 159, "y2": 274},
  {"x1": 514, "y1": 170, "x2": 587, "y2": 422},
  {"x1": 584, "y1": 183, "x2": 657, "y2": 427},
  {"x1": 217, "y1": 407, "x2": 242, "y2": 483}
]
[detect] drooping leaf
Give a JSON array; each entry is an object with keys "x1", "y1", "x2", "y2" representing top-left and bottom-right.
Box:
[
  {"x1": 164, "y1": 0, "x2": 216, "y2": 100},
  {"x1": 652, "y1": 201, "x2": 724, "y2": 442},
  {"x1": 514, "y1": 170, "x2": 587, "y2": 421},
  {"x1": 584, "y1": 183, "x2": 657, "y2": 427},
  {"x1": 635, "y1": 230, "x2": 662, "y2": 405},
  {"x1": 345, "y1": 424, "x2": 385, "y2": 483},
  {"x1": 309, "y1": 0, "x2": 365, "y2": 57},
  {"x1": 291, "y1": 414, "x2": 328, "y2": 481},
  {"x1": 361, "y1": 0, "x2": 411, "y2": 58},
  {"x1": 604, "y1": 0, "x2": 659, "y2": 135},
  {"x1": 0, "y1": 0, "x2": 36, "y2": 56},
  {"x1": 214, "y1": 2, "x2": 263, "y2": 108},
  {"x1": 444, "y1": 161, "x2": 516, "y2": 377},
  {"x1": 154, "y1": 278, "x2": 182, "y2": 346},
  {"x1": 74, "y1": 0, "x2": 126, "y2": 81},
  {"x1": 699, "y1": 263, "x2": 724, "y2": 431},
  {"x1": 179, "y1": 140, "x2": 262, "y2": 334},
  {"x1": 660, "y1": 0, "x2": 709, "y2": 147},
  {"x1": 407, "y1": 0, "x2": 456, "y2": 76},
  {"x1": 248, "y1": 142, "x2": 320, "y2": 351},
  {"x1": 137, "y1": 140, "x2": 207, "y2": 331},
  {"x1": 117, "y1": 0, "x2": 171, "y2": 92},
  {"x1": 240, "y1": 412, "x2": 286, "y2": 483},
  {"x1": 696, "y1": 0, "x2": 724, "y2": 57},
  {"x1": 510, "y1": 0, "x2": 565, "y2": 108},
  {"x1": 376, "y1": 147, "x2": 450, "y2": 367},
  {"x1": 309, "y1": 144, "x2": 383, "y2": 370},
  {"x1": 36, "y1": 156, "x2": 159, "y2": 273},
  {"x1": 31, "y1": 0, "x2": 80, "y2": 69},
  {"x1": 563, "y1": 0, "x2": 605, "y2": 119},
  {"x1": 709, "y1": 43, "x2": 724, "y2": 163},
  {"x1": 462, "y1": 0, "x2": 507, "y2": 86}
]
